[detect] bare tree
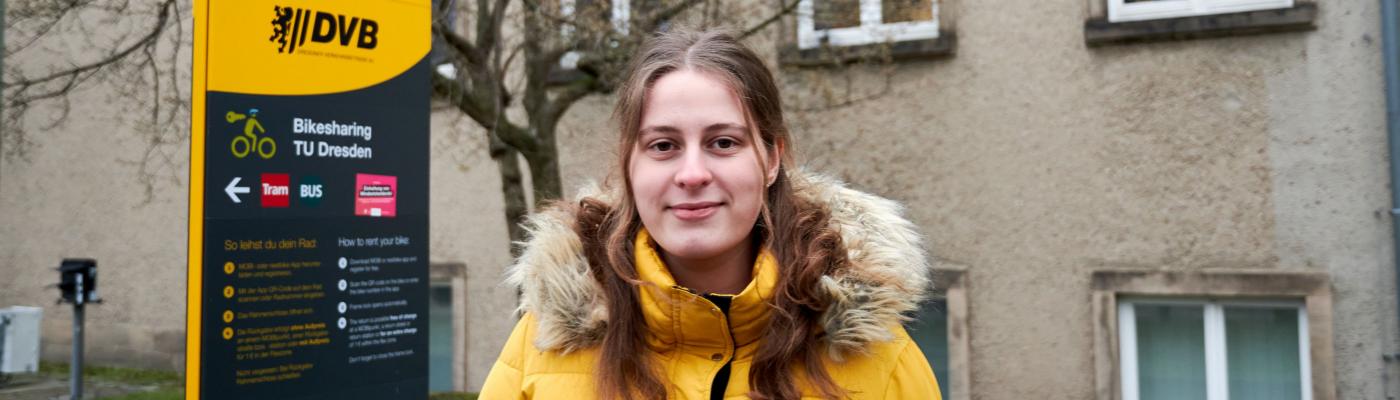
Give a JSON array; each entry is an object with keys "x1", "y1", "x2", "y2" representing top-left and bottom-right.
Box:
[
  {"x1": 430, "y1": 0, "x2": 798, "y2": 255},
  {"x1": 2, "y1": 0, "x2": 815, "y2": 255},
  {"x1": 3, "y1": 0, "x2": 188, "y2": 202}
]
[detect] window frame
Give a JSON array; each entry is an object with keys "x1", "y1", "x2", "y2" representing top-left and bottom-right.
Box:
[
  {"x1": 795, "y1": 0, "x2": 941, "y2": 50},
  {"x1": 1116, "y1": 297, "x2": 1312, "y2": 400},
  {"x1": 923, "y1": 267, "x2": 971, "y2": 400},
  {"x1": 1090, "y1": 270, "x2": 1335, "y2": 400},
  {"x1": 429, "y1": 262, "x2": 469, "y2": 392},
  {"x1": 1107, "y1": 0, "x2": 1293, "y2": 23}
]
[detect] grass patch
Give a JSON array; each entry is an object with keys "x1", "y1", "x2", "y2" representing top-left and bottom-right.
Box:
[
  {"x1": 35, "y1": 362, "x2": 476, "y2": 400},
  {"x1": 428, "y1": 392, "x2": 480, "y2": 400},
  {"x1": 97, "y1": 387, "x2": 184, "y2": 400},
  {"x1": 39, "y1": 362, "x2": 182, "y2": 387}
]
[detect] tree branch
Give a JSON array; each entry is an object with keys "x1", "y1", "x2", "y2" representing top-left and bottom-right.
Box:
[
  {"x1": 6, "y1": 0, "x2": 99, "y2": 56},
  {"x1": 519, "y1": 0, "x2": 594, "y2": 32},
  {"x1": 475, "y1": 0, "x2": 512, "y2": 57},
  {"x1": 4, "y1": 0, "x2": 175, "y2": 94},
  {"x1": 545, "y1": 75, "x2": 598, "y2": 124},
  {"x1": 488, "y1": 0, "x2": 511, "y2": 49},
  {"x1": 739, "y1": 0, "x2": 801, "y2": 39},
  {"x1": 432, "y1": 72, "x2": 540, "y2": 157},
  {"x1": 434, "y1": 22, "x2": 482, "y2": 67},
  {"x1": 638, "y1": 0, "x2": 705, "y2": 33}
]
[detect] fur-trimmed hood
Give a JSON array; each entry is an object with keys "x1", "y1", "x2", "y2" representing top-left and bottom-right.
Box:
[{"x1": 504, "y1": 170, "x2": 933, "y2": 359}]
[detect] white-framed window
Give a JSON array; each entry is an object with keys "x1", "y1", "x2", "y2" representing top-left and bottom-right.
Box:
[
  {"x1": 796, "y1": 0, "x2": 940, "y2": 50},
  {"x1": 1107, "y1": 0, "x2": 1293, "y2": 23},
  {"x1": 428, "y1": 282, "x2": 456, "y2": 392},
  {"x1": 1117, "y1": 297, "x2": 1311, "y2": 400},
  {"x1": 905, "y1": 268, "x2": 969, "y2": 400},
  {"x1": 428, "y1": 263, "x2": 469, "y2": 392},
  {"x1": 908, "y1": 298, "x2": 951, "y2": 400}
]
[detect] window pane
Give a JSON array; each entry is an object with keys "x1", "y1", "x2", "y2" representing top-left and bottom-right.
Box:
[
  {"x1": 1135, "y1": 304, "x2": 1207, "y2": 400},
  {"x1": 881, "y1": 0, "x2": 932, "y2": 24},
  {"x1": 813, "y1": 0, "x2": 861, "y2": 30},
  {"x1": 906, "y1": 299, "x2": 949, "y2": 400},
  {"x1": 1225, "y1": 307, "x2": 1302, "y2": 400},
  {"x1": 429, "y1": 284, "x2": 454, "y2": 392}
]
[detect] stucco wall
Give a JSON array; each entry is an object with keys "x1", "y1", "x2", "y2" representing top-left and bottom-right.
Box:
[
  {"x1": 0, "y1": 76, "x2": 192, "y2": 370},
  {"x1": 427, "y1": 110, "x2": 518, "y2": 389}
]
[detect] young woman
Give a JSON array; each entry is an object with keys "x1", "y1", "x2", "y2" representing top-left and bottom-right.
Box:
[{"x1": 479, "y1": 28, "x2": 941, "y2": 400}]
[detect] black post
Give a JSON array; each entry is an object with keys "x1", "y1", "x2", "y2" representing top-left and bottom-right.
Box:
[
  {"x1": 71, "y1": 302, "x2": 83, "y2": 400},
  {"x1": 56, "y1": 258, "x2": 97, "y2": 400}
]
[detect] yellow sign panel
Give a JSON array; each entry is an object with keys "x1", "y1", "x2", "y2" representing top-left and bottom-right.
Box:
[
  {"x1": 189, "y1": 1, "x2": 430, "y2": 399},
  {"x1": 206, "y1": 0, "x2": 429, "y2": 95}
]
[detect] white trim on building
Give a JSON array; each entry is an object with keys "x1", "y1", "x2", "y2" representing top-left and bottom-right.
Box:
[
  {"x1": 1107, "y1": 0, "x2": 1293, "y2": 23},
  {"x1": 796, "y1": 0, "x2": 940, "y2": 49},
  {"x1": 1117, "y1": 297, "x2": 1311, "y2": 400}
]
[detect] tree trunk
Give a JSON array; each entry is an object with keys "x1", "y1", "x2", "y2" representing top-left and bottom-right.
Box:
[
  {"x1": 488, "y1": 132, "x2": 530, "y2": 259},
  {"x1": 493, "y1": 117, "x2": 561, "y2": 262},
  {"x1": 525, "y1": 125, "x2": 563, "y2": 209}
]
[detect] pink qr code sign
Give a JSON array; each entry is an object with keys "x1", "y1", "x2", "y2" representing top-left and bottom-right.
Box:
[{"x1": 355, "y1": 173, "x2": 397, "y2": 217}]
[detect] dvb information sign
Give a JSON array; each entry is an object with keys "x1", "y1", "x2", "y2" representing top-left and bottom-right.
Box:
[{"x1": 187, "y1": 2, "x2": 429, "y2": 398}]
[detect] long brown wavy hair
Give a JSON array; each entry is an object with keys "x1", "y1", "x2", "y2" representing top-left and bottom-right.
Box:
[{"x1": 570, "y1": 28, "x2": 850, "y2": 400}]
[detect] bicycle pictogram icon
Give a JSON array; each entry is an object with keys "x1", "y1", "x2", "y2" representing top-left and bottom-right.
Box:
[{"x1": 225, "y1": 108, "x2": 276, "y2": 159}]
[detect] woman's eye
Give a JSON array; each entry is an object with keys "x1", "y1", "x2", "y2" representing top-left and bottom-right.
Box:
[
  {"x1": 649, "y1": 141, "x2": 676, "y2": 152},
  {"x1": 712, "y1": 138, "x2": 738, "y2": 150}
]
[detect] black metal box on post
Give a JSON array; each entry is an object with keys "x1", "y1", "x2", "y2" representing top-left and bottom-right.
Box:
[
  {"x1": 57, "y1": 259, "x2": 98, "y2": 305},
  {"x1": 56, "y1": 258, "x2": 98, "y2": 399}
]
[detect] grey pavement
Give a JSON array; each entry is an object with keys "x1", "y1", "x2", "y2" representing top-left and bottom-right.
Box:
[{"x1": 0, "y1": 373, "x2": 166, "y2": 400}]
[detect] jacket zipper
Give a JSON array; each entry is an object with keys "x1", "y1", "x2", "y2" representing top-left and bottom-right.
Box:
[{"x1": 700, "y1": 292, "x2": 737, "y2": 400}]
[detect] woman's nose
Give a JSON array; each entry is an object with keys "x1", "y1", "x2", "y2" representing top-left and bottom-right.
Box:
[{"x1": 674, "y1": 148, "x2": 713, "y2": 188}]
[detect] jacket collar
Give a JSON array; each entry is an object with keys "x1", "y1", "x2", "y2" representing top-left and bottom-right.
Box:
[
  {"x1": 506, "y1": 170, "x2": 933, "y2": 360},
  {"x1": 633, "y1": 228, "x2": 779, "y2": 350}
]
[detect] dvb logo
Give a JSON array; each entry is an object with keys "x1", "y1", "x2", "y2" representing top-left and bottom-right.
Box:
[{"x1": 270, "y1": 6, "x2": 379, "y2": 54}]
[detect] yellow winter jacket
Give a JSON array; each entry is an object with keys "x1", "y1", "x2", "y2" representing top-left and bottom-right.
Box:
[{"x1": 480, "y1": 172, "x2": 942, "y2": 399}]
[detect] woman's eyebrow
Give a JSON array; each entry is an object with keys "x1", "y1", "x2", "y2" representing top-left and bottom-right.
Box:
[
  {"x1": 638, "y1": 123, "x2": 746, "y2": 138},
  {"x1": 704, "y1": 123, "x2": 748, "y2": 134},
  {"x1": 639, "y1": 125, "x2": 681, "y2": 137}
]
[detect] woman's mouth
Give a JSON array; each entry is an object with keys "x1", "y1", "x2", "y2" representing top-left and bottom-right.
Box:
[{"x1": 669, "y1": 202, "x2": 721, "y2": 221}]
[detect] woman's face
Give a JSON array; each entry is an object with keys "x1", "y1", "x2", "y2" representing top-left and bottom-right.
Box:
[{"x1": 630, "y1": 69, "x2": 778, "y2": 263}]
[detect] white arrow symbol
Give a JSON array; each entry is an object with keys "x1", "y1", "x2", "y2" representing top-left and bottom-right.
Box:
[{"x1": 226, "y1": 177, "x2": 251, "y2": 203}]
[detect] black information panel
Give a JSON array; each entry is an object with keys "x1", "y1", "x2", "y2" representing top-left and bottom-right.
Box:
[{"x1": 191, "y1": 2, "x2": 430, "y2": 397}]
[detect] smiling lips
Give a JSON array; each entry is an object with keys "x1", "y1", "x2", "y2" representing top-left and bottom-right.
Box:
[{"x1": 669, "y1": 201, "x2": 722, "y2": 220}]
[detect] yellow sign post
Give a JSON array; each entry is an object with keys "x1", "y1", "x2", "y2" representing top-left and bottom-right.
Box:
[{"x1": 189, "y1": 2, "x2": 429, "y2": 398}]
